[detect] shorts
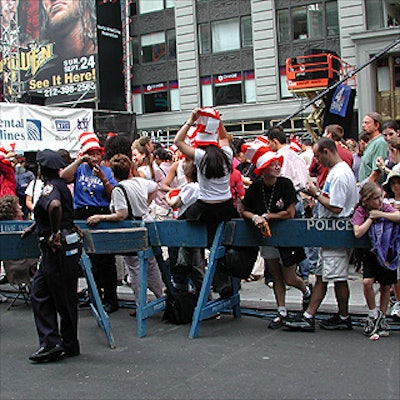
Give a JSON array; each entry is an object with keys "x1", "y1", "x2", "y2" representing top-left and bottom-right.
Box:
[
  {"x1": 260, "y1": 246, "x2": 280, "y2": 260},
  {"x1": 362, "y1": 251, "x2": 397, "y2": 285},
  {"x1": 260, "y1": 246, "x2": 294, "y2": 268},
  {"x1": 315, "y1": 247, "x2": 351, "y2": 282}
]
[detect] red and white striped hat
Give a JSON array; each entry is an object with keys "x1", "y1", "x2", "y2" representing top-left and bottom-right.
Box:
[
  {"x1": 241, "y1": 136, "x2": 269, "y2": 163},
  {"x1": 253, "y1": 146, "x2": 283, "y2": 175},
  {"x1": 79, "y1": 132, "x2": 102, "y2": 155},
  {"x1": 289, "y1": 137, "x2": 302, "y2": 153},
  {"x1": 243, "y1": 138, "x2": 283, "y2": 175},
  {"x1": 0, "y1": 143, "x2": 16, "y2": 164},
  {"x1": 185, "y1": 125, "x2": 197, "y2": 147},
  {"x1": 193, "y1": 107, "x2": 221, "y2": 147}
]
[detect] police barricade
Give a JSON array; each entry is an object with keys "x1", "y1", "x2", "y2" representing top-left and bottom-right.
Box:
[
  {"x1": 189, "y1": 218, "x2": 371, "y2": 338},
  {"x1": 0, "y1": 219, "x2": 370, "y2": 341},
  {"x1": 0, "y1": 220, "x2": 149, "y2": 348}
]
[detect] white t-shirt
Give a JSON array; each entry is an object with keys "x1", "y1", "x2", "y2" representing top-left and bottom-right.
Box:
[
  {"x1": 194, "y1": 146, "x2": 232, "y2": 201},
  {"x1": 138, "y1": 165, "x2": 152, "y2": 180},
  {"x1": 111, "y1": 178, "x2": 157, "y2": 220},
  {"x1": 318, "y1": 161, "x2": 358, "y2": 218},
  {"x1": 178, "y1": 182, "x2": 200, "y2": 217},
  {"x1": 25, "y1": 178, "x2": 44, "y2": 220}
]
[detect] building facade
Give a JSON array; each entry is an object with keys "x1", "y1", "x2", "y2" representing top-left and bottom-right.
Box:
[{"x1": 130, "y1": 0, "x2": 399, "y2": 143}]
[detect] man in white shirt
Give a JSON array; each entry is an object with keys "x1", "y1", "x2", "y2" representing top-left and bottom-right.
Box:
[{"x1": 286, "y1": 138, "x2": 359, "y2": 332}]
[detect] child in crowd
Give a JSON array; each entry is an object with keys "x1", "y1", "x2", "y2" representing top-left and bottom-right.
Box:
[
  {"x1": 351, "y1": 182, "x2": 400, "y2": 337},
  {"x1": 165, "y1": 160, "x2": 199, "y2": 220},
  {"x1": 382, "y1": 170, "x2": 400, "y2": 319}
]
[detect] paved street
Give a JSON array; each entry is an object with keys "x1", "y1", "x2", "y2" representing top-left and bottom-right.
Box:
[{"x1": 1, "y1": 270, "x2": 399, "y2": 400}]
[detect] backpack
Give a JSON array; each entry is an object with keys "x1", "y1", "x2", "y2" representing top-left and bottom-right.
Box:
[
  {"x1": 16, "y1": 171, "x2": 35, "y2": 197},
  {"x1": 162, "y1": 292, "x2": 198, "y2": 325},
  {"x1": 217, "y1": 246, "x2": 259, "y2": 280}
]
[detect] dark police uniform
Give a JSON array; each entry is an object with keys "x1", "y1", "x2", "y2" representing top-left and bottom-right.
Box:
[{"x1": 29, "y1": 150, "x2": 83, "y2": 363}]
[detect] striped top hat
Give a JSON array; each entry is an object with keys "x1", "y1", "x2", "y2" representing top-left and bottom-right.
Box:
[
  {"x1": 193, "y1": 107, "x2": 221, "y2": 147},
  {"x1": 241, "y1": 136, "x2": 269, "y2": 163},
  {"x1": 79, "y1": 132, "x2": 102, "y2": 155},
  {"x1": 243, "y1": 138, "x2": 283, "y2": 175}
]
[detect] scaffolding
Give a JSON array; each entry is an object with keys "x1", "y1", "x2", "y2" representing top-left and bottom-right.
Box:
[{"x1": 285, "y1": 52, "x2": 355, "y2": 140}]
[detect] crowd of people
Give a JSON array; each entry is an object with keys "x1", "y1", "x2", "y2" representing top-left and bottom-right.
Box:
[{"x1": 0, "y1": 109, "x2": 399, "y2": 363}]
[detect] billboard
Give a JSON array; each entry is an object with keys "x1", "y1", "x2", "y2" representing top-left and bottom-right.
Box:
[
  {"x1": 0, "y1": 0, "x2": 124, "y2": 109},
  {"x1": 0, "y1": 102, "x2": 93, "y2": 153}
]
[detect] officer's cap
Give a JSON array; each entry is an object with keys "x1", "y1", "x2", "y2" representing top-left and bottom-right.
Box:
[{"x1": 37, "y1": 149, "x2": 66, "y2": 170}]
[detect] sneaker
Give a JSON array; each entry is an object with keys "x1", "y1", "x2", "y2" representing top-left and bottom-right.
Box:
[
  {"x1": 377, "y1": 316, "x2": 390, "y2": 337},
  {"x1": 265, "y1": 279, "x2": 274, "y2": 288},
  {"x1": 319, "y1": 314, "x2": 353, "y2": 330},
  {"x1": 363, "y1": 311, "x2": 383, "y2": 336},
  {"x1": 285, "y1": 314, "x2": 315, "y2": 332},
  {"x1": 302, "y1": 283, "x2": 312, "y2": 312},
  {"x1": 390, "y1": 301, "x2": 400, "y2": 320},
  {"x1": 0, "y1": 293, "x2": 7, "y2": 303},
  {"x1": 268, "y1": 314, "x2": 286, "y2": 329}
]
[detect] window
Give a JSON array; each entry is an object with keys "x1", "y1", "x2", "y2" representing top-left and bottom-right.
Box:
[
  {"x1": 200, "y1": 71, "x2": 255, "y2": 106},
  {"x1": 241, "y1": 16, "x2": 253, "y2": 47},
  {"x1": 141, "y1": 32, "x2": 165, "y2": 63},
  {"x1": 138, "y1": 0, "x2": 174, "y2": 14},
  {"x1": 133, "y1": 82, "x2": 180, "y2": 114},
  {"x1": 140, "y1": 30, "x2": 176, "y2": 63},
  {"x1": 198, "y1": 16, "x2": 252, "y2": 54},
  {"x1": 215, "y1": 83, "x2": 242, "y2": 106},
  {"x1": 167, "y1": 30, "x2": 176, "y2": 60},
  {"x1": 145, "y1": 91, "x2": 168, "y2": 113},
  {"x1": 139, "y1": 0, "x2": 163, "y2": 14},
  {"x1": 307, "y1": 4, "x2": 323, "y2": 38},
  {"x1": 279, "y1": 66, "x2": 294, "y2": 99},
  {"x1": 132, "y1": 37, "x2": 140, "y2": 64},
  {"x1": 277, "y1": 1, "x2": 338, "y2": 43},
  {"x1": 212, "y1": 19, "x2": 240, "y2": 52},
  {"x1": 326, "y1": 1, "x2": 339, "y2": 35},
  {"x1": 198, "y1": 24, "x2": 211, "y2": 54},
  {"x1": 293, "y1": 7, "x2": 307, "y2": 40},
  {"x1": 277, "y1": 10, "x2": 290, "y2": 42}
]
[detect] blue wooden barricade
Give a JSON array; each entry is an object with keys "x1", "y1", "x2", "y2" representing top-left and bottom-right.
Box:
[
  {"x1": 188, "y1": 218, "x2": 371, "y2": 338},
  {"x1": 0, "y1": 221, "x2": 149, "y2": 348},
  {"x1": 0, "y1": 218, "x2": 371, "y2": 340}
]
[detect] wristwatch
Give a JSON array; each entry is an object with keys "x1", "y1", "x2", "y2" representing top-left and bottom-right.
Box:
[{"x1": 314, "y1": 191, "x2": 321, "y2": 199}]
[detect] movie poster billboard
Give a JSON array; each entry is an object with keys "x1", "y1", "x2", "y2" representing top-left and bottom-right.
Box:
[{"x1": 0, "y1": 0, "x2": 98, "y2": 106}]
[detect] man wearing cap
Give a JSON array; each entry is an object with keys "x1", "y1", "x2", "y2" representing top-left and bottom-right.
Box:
[
  {"x1": 61, "y1": 132, "x2": 119, "y2": 313},
  {"x1": 23, "y1": 150, "x2": 83, "y2": 363}
]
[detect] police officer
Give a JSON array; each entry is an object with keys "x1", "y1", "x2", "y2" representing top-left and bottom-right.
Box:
[{"x1": 24, "y1": 149, "x2": 83, "y2": 363}]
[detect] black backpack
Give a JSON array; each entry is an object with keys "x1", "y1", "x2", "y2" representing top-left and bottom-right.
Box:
[{"x1": 162, "y1": 292, "x2": 198, "y2": 325}]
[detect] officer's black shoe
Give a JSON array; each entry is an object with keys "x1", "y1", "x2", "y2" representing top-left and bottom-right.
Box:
[
  {"x1": 64, "y1": 349, "x2": 80, "y2": 358},
  {"x1": 104, "y1": 302, "x2": 119, "y2": 314},
  {"x1": 62, "y1": 342, "x2": 80, "y2": 358},
  {"x1": 29, "y1": 345, "x2": 65, "y2": 363}
]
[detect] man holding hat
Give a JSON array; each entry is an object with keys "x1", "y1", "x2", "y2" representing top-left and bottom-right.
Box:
[{"x1": 23, "y1": 150, "x2": 83, "y2": 363}]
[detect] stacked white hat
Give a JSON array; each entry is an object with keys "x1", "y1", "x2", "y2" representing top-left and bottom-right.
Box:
[{"x1": 193, "y1": 107, "x2": 221, "y2": 147}]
